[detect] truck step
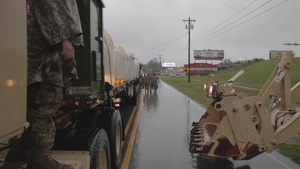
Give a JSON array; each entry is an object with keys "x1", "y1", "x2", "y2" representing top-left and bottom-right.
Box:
[{"x1": 0, "y1": 161, "x2": 80, "y2": 169}]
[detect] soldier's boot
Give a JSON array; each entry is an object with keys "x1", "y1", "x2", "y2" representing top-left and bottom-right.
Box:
[
  {"x1": 26, "y1": 153, "x2": 74, "y2": 169},
  {"x1": 3, "y1": 142, "x2": 30, "y2": 169}
]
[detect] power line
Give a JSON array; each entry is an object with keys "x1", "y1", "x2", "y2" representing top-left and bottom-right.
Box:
[
  {"x1": 193, "y1": 0, "x2": 288, "y2": 46},
  {"x1": 196, "y1": 0, "x2": 233, "y2": 27},
  {"x1": 134, "y1": 33, "x2": 187, "y2": 54},
  {"x1": 169, "y1": 45, "x2": 188, "y2": 63},
  {"x1": 193, "y1": 0, "x2": 274, "y2": 45},
  {"x1": 134, "y1": 0, "x2": 288, "y2": 64},
  {"x1": 191, "y1": 0, "x2": 258, "y2": 43},
  {"x1": 172, "y1": 0, "x2": 254, "y2": 65}
]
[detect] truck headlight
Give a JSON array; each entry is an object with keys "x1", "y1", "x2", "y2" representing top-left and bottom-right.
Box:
[
  {"x1": 204, "y1": 83, "x2": 207, "y2": 91},
  {"x1": 209, "y1": 85, "x2": 213, "y2": 94}
]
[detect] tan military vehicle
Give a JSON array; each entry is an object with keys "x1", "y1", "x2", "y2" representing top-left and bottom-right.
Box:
[{"x1": 190, "y1": 51, "x2": 300, "y2": 160}]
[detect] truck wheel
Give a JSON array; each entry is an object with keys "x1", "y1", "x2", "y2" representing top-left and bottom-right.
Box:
[
  {"x1": 90, "y1": 129, "x2": 111, "y2": 169},
  {"x1": 107, "y1": 109, "x2": 123, "y2": 169},
  {"x1": 76, "y1": 109, "x2": 102, "y2": 128}
]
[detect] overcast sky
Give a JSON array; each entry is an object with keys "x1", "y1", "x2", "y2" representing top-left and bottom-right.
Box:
[{"x1": 103, "y1": 0, "x2": 300, "y2": 66}]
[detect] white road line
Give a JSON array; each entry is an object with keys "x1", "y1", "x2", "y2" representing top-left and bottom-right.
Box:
[{"x1": 267, "y1": 153, "x2": 293, "y2": 169}]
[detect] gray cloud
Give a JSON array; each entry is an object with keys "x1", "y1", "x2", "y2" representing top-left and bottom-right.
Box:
[{"x1": 104, "y1": 0, "x2": 300, "y2": 66}]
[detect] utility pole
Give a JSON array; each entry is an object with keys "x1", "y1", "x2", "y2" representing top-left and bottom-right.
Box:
[
  {"x1": 183, "y1": 17, "x2": 196, "y2": 83},
  {"x1": 158, "y1": 55, "x2": 162, "y2": 73}
]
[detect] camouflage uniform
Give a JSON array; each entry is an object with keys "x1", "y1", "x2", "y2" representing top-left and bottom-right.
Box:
[
  {"x1": 26, "y1": 0, "x2": 83, "y2": 154},
  {"x1": 145, "y1": 74, "x2": 152, "y2": 90},
  {"x1": 4, "y1": 0, "x2": 83, "y2": 168},
  {"x1": 151, "y1": 74, "x2": 159, "y2": 91},
  {"x1": 139, "y1": 75, "x2": 146, "y2": 89}
]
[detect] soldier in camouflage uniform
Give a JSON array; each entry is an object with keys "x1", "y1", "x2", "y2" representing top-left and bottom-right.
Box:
[
  {"x1": 151, "y1": 74, "x2": 159, "y2": 92},
  {"x1": 139, "y1": 74, "x2": 146, "y2": 89},
  {"x1": 145, "y1": 74, "x2": 152, "y2": 91},
  {"x1": 3, "y1": 0, "x2": 83, "y2": 169}
]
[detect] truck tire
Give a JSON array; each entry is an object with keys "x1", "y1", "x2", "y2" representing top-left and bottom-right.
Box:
[
  {"x1": 53, "y1": 128, "x2": 111, "y2": 169},
  {"x1": 75, "y1": 109, "x2": 102, "y2": 128},
  {"x1": 75, "y1": 108, "x2": 123, "y2": 169},
  {"x1": 106, "y1": 109, "x2": 123, "y2": 169},
  {"x1": 90, "y1": 129, "x2": 111, "y2": 169}
]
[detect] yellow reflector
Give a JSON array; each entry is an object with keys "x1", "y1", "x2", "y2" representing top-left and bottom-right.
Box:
[
  {"x1": 115, "y1": 78, "x2": 124, "y2": 85},
  {"x1": 203, "y1": 83, "x2": 207, "y2": 91}
]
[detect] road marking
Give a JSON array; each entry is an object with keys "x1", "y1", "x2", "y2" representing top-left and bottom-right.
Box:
[
  {"x1": 121, "y1": 92, "x2": 144, "y2": 169},
  {"x1": 267, "y1": 153, "x2": 293, "y2": 169},
  {"x1": 121, "y1": 107, "x2": 141, "y2": 169},
  {"x1": 187, "y1": 97, "x2": 207, "y2": 112},
  {"x1": 122, "y1": 106, "x2": 137, "y2": 147}
]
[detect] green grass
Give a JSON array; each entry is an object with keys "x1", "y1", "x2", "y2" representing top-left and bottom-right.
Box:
[
  {"x1": 276, "y1": 134, "x2": 300, "y2": 165},
  {"x1": 160, "y1": 57, "x2": 300, "y2": 164}
]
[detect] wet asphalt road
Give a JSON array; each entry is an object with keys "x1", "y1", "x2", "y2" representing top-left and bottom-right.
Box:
[{"x1": 128, "y1": 81, "x2": 300, "y2": 169}]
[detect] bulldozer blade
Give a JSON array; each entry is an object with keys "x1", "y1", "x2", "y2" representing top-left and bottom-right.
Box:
[
  {"x1": 190, "y1": 104, "x2": 240, "y2": 158},
  {"x1": 190, "y1": 98, "x2": 267, "y2": 160}
]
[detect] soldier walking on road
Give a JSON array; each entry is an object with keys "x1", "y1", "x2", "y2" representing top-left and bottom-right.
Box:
[
  {"x1": 145, "y1": 74, "x2": 152, "y2": 92},
  {"x1": 151, "y1": 74, "x2": 159, "y2": 92},
  {"x1": 139, "y1": 74, "x2": 146, "y2": 89}
]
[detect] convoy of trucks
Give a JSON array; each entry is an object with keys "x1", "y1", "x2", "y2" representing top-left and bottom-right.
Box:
[{"x1": 0, "y1": 0, "x2": 141, "y2": 169}]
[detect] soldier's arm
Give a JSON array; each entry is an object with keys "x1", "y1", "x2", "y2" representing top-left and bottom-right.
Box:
[{"x1": 30, "y1": 0, "x2": 83, "y2": 46}]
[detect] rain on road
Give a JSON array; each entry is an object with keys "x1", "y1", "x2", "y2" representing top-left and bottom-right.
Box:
[{"x1": 125, "y1": 81, "x2": 300, "y2": 169}]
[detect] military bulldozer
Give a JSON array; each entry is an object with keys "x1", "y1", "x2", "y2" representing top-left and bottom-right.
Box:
[{"x1": 189, "y1": 52, "x2": 300, "y2": 160}]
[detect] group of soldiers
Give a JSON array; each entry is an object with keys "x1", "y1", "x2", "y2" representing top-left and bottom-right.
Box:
[{"x1": 140, "y1": 74, "x2": 159, "y2": 92}]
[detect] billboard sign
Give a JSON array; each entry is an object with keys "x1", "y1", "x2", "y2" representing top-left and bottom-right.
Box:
[
  {"x1": 162, "y1": 62, "x2": 176, "y2": 67},
  {"x1": 269, "y1": 50, "x2": 294, "y2": 59},
  {"x1": 194, "y1": 49, "x2": 224, "y2": 60}
]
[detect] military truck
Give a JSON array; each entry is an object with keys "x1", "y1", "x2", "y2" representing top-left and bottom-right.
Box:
[{"x1": 0, "y1": 0, "x2": 140, "y2": 169}]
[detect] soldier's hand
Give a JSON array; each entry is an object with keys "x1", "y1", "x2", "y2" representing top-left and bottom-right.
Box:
[{"x1": 60, "y1": 39, "x2": 75, "y2": 60}]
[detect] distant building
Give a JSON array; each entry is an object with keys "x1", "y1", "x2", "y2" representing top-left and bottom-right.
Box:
[
  {"x1": 184, "y1": 63, "x2": 217, "y2": 75},
  {"x1": 269, "y1": 50, "x2": 295, "y2": 59}
]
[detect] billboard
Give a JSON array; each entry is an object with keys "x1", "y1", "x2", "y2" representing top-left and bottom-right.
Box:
[
  {"x1": 269, "y1": 50, "x2": 294, "y2": 59},
  {"x1": 194, "y1": 49, "x2": 224, "y2": 60},
  {"x1": 162, "y1": 62, "x2": 176, "y2": 67}
]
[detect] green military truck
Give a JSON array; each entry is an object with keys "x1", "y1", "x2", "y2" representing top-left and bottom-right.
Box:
[{"x1": 0, "y1": 1, "x2": 140, "y2": 168}]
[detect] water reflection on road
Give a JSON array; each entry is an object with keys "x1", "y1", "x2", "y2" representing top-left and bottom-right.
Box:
[{"x1": 129, "y1": 81, "x2": 300, "y2": 169}]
